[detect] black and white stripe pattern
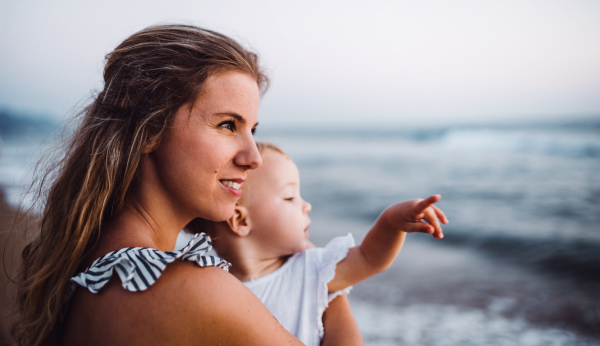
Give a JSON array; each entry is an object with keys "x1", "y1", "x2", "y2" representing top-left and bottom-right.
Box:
[{"x1": 70, "y1": 232, "x2": 230, "y2": 293}]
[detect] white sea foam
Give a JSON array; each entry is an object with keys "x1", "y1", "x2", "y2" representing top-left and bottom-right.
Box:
[
  {"x1": 349, "y1": 299, "x2": 598, "y2": 346},
  {"x1": 440, "y1": 128, "x2": 600, "y2": 157}
]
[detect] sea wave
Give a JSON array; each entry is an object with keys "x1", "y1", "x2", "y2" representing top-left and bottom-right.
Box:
[
  {"x1": 428, "y1": 231, "x2": 600, "y2": 283},
  {"x1": 439, "y1": 128, "x2": 600, "y2": 157},
  {"x1": 260, "y1": 121, "x2": 600, "y2": 158}
]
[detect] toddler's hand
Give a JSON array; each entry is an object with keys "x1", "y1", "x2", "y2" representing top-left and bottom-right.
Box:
[{"x1": 381, "y1": 195, "x2": 448, "y2": 239}]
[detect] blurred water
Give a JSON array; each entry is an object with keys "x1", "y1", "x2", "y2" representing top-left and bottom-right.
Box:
[
  {"x1": 1, "y1": 120, "x2": 599, "y2": 344},
  {"x1": 352, "y1": 301, "x2": 598, "y2": 346},
  {"x1": 0, "y1": 135, "x2": 52, "y2": 209},
  {"x1": 253, "y1": 121, "x2": 600, "y2": 344}
]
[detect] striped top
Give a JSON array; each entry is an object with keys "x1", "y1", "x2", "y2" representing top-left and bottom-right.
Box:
[{"x1": 70, "y1": 232, "x2": 230, "y2": 293}]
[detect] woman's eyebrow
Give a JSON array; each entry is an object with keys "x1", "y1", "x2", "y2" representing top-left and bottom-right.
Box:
[{"x1": 215, "y1": 113, "x2": 245, "y2": 123}]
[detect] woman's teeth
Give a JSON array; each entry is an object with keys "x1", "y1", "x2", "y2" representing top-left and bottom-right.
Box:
[{"x1": 222, "y1": 180, "x2": 241, "y2": 190}]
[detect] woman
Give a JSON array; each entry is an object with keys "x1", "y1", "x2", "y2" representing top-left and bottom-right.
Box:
[{"x1": 13, "y1": 24, "x2": 361, "y2": 346}]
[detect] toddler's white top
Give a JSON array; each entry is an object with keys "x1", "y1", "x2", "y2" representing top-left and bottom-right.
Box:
[
  {"x1": 175, "y1": 231, "x2": 355, "y2": 345},
  {"x1": 244, "y1": 234, "x2": 355, "y2": 346}
]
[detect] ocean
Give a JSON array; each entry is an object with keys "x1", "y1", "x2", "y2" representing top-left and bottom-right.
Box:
[{"x1": 1, "y1": 119, "x2": 599, "y2": 345}]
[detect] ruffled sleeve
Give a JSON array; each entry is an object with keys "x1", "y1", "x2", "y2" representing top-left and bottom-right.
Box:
[
  {"x1": 70, "y1": 232, "x2": 230, "y2": 294},
  {"x1": 316, "y1": 233, "x2": 355, "y2": 338}
]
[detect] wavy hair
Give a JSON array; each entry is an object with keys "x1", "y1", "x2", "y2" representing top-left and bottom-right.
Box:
[{"x1": 12, "y1": 24, "x2": 268, "y2": 346}]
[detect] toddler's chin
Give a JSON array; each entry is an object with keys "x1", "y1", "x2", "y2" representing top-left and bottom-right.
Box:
[{"x1": 302, "y1": 239, "x2": 315, "y2": 250}]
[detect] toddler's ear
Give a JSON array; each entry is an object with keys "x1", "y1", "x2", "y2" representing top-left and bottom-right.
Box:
[{"x1": 227, "y1": 205, "x2": 252, "y2": 237}]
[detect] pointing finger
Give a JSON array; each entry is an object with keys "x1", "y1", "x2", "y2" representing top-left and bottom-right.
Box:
[
  {"x1": 432, "y1": 205, "x2": 448, "y2": 224},
  {"x1": 413, "y1": 195, "x2": 441, "y2": 217},
  {"x1": 423, "y1": 207, "x2": 444, "y2": 239}
]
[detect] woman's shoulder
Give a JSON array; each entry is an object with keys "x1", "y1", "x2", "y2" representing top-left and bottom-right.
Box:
[
  {"x1": 63, "y1": 261, "x2": 240, "y2": 345},
  {"x1": 64, "y1": 232, "x2": 304, "y2": 345},
  {"x1": 65, "y1": 261, "x2": 302, "y2": 345},
  {"x1": 64, "y1": 232, "x2": 232, "y2": 344}
]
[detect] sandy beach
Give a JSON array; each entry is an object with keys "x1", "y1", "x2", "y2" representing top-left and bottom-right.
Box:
[{"x1": 0, "y1": 188, "x2": 26, "y2": 346}]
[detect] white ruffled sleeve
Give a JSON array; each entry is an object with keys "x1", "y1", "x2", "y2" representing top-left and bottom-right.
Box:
[{"x1": 316, "y1": 233, "x2": 355, "y2": 338}]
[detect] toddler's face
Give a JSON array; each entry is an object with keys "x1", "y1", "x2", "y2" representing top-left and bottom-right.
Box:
[{"x1": 241, "y1": 151, "x2": 312, "y2": 257}]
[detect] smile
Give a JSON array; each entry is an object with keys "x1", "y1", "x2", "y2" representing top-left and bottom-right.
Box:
[
  {"x1": 220, "y1": 180, "x2": 241, "y2": 190},
  {"x1": 220, "y1": 179, "x2": 244, "y2": 197}
]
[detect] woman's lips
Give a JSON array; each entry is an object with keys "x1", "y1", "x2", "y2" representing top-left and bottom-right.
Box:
[{"x1": 220, "y1": 179, "x2": 243, "y2": 197}]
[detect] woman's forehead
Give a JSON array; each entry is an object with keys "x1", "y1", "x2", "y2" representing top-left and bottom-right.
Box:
[
  {"x1": 198, "y1": 71, "x2": 259, "y2": 106},
  {"x1": 177, "y1": 71, "x2": 258, "y2": 123}
]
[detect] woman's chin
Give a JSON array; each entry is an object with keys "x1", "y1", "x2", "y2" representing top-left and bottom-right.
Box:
[{"x1": 198, "y1": 206, "x2": 236, "y2": 222}]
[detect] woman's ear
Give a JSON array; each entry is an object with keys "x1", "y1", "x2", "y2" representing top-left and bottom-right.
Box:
[
  {"x1": 226, "y1": 205, "x2": 251, "y2": 237},
  {"x1": 142, "y1": 135, "x2": 161, "y2": 154},
  {"x1": 142, "y1": 142, "x2": 158, "y2": 154},
  {"x1": 142, "y1": 144, "x2": 155, "y2": 154}
]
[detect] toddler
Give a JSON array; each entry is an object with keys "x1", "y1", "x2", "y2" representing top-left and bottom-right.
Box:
[{"x1": 180, "y1": 142, "x2": 447, "y2": 345}]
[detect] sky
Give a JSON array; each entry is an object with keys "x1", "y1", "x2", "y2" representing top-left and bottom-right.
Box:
[{"x1": 1, "y1": 0, "x2": 599, "y2": 127}]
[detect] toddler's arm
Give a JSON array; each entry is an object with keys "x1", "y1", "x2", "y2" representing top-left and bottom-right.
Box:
[
  {"x1": 321, "y1": 294, "x2": 364, "y2": 346},
  {"x1": 328, "y1": 195, "x2": 447, "y2": 293}
]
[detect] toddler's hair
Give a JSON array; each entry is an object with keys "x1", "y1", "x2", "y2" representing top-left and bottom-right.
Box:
[
  {"x1": 185, "y1": 141, "x2": 287, "y2": 238},
  {"x1": 255, "y1": 141, "x2": 288, "y2": 158}
]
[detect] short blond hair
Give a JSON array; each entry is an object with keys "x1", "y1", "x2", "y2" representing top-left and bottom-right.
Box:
[{"x1": 255, "y1": 141, "x2": 288, "y2": 157}]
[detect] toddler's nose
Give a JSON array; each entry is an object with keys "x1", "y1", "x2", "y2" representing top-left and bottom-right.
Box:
[{"x1": 303, "y1": 201, "x2": 312, "y2": 214}]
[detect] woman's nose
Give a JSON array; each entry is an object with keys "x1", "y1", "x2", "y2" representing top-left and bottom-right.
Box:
[{"x1": 235, "y1": 135, "x2": 262, "y2": 170}]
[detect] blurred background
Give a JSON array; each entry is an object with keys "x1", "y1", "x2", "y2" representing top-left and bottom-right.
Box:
[{"x1": 1, "y1": 1, "x2": 599, "y2": 345}]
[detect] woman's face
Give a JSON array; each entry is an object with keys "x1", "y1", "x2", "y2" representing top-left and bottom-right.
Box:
[{"x1": 149, "y1": 71, "x2": 262, "y2": 223}]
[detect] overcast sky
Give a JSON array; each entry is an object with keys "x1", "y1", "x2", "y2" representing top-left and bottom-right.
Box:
[{"x1": 1, "y1": 0, "x2": 599, "y2": 127}]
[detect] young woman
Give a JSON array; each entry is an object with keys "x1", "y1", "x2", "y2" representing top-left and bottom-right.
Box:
[{"x1": 13, "y1": 24, "x2": 359, "y2": 346}]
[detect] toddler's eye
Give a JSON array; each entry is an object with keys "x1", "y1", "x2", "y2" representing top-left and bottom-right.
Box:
[
  {"x1": 219, "y1": 121, "x2": 235, "y2": 132},
  {"x1": 251, "y1": 127, "x2": 257, "y2": 135},
  {"x1": 284, "y1": 197, "x2": 295, "y2": 201}
]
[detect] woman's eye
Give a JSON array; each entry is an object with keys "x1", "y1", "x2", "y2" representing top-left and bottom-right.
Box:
[
  {"x1": 251, "y1": 127, "x2": 257, "y2": 135},
  {"x1": 219, "y1": 121, "x2": 235, "y2": 131}
]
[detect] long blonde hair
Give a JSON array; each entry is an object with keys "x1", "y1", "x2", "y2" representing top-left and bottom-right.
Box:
[{"x1": 12, "y1": 24, "x2": 268, "y2": 346}]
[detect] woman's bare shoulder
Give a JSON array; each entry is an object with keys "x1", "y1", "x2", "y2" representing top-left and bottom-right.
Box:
[{"x1": 63, "y1": 261, "x2": 304, "y2": 346}]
